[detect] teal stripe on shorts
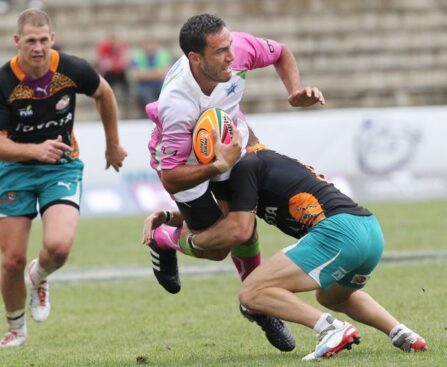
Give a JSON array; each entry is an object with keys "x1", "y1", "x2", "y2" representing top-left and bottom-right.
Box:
[{"x1": 283, "y1": 214, "x2": 384, "y2": 289}]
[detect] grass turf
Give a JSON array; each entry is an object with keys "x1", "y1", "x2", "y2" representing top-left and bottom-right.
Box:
[
  {"x1": 1, "y1": 200, "x2": 446, "y2": 365},
  {"x1": 0, "y1": 262, "x2": 445, "y2": 366}
]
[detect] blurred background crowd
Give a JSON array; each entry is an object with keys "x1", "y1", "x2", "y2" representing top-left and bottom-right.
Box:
[{"x1": 0, "y1": 0, "x2": 445, "y2": 121}]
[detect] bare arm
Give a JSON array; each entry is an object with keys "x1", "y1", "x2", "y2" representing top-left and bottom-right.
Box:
[
  {"x1": 92, "y1": 76, "x2": 128, "y2": 171},
  {"x1": 0, "y1": 133, "x2": 71, "y2": 163},
  {"x1": 191, "y1": 211, "x2": 256, "y2": 250},
  {"x1": 274, "y1": 44, "x2": 325, "y2": 107},
  {"x1": 141, "y1": 209, "x2": 184, "y2": 245},
  {"x1": 161, "y1": 124, "x2": 242, "y2": 194}
]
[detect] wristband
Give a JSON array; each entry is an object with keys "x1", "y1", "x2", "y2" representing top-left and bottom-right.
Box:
[
  {"x1": 187, "y1": 233, "x2": 200, "y2": 251},
  {"x1": 164, "y1": 210, "x2": 173, "y2": 224}
]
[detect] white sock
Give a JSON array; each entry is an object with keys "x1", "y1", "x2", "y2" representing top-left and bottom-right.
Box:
[
  {"x1": 29, "y1": 258, "x2": 50, "y2": 285},
  {"x1": 313, "y1": 313, "x2": 344, "y2": 334},
  {"x1": 6, "y1": 309, "x2": 26, "y2": 334},
  {"x1": 389, "y1": 323, "x2": 407, "y2": 339}
]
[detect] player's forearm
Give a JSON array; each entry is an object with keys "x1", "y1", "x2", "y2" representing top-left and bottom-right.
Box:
[
  {"x1": 160, "y1": 164, "x2": 221, "y2": 194},
  {"x1": 274, "y1": 44, "x2": 301, "y2": 96},
  {"x1": 95, "y1": 79, "x2": 121, "y2": 147},
  {"x1": 0, "y1": 137, "x2": 36, "y2": 161},
  {"x1": 193, "y1": 212, "x2": 256, "y2": 250}
]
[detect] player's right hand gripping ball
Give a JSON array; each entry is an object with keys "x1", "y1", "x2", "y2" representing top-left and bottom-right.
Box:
[{"x1": 192, "y1": 107, "x2": 233, "y2": 164}]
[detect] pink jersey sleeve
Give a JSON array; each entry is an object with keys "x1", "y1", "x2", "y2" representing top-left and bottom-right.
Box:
[
  {"x1": 159, "y1": 102, "x2": 197, "y2": 170},
  {"x1": 231, "y1": 32, "x2": 282, "y2": 71},
  {"x1": 146, "y1": 100, "x2": 194, "y2": 171}
]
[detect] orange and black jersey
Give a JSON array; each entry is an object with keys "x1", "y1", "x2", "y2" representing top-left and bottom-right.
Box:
[
  {"x1": 229, "y1": 149, "x2": 371, "y2": 239},
  {"x1": 0, "y1": 50, "x2": 100, "y2": 163}
]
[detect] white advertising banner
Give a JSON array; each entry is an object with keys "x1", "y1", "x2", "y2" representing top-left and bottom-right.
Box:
[{"x1": 75, "y1": 106, "x2": 447, "y2": 216}]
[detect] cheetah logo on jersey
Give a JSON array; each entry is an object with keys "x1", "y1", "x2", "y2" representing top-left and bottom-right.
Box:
[{"x1": 18, "y1": 105, "x2": 33, "y2": 117}]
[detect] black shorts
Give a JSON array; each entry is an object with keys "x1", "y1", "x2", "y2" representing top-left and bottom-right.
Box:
[{"x1": 176, "y1": 181, "x2": 230, "y2": 231}]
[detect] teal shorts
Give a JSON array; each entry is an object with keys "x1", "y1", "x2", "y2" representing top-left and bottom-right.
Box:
[
  {"x1": 0, "y1": 160, "x2": 84, "y2": 218},
  {"x1": 283, "y1": 214, "x2": 384, "y2": 289}
]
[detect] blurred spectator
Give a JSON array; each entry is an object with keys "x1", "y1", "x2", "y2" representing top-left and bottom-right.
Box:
[
  {"x1": 96, "y1": 34, "x2": 129, "y2": 94},
  {"x1": 130, "y1": 39, "x2": 171, "y2": 113},
  {"x1": 0, "y1": 0, "x2": 10, "y2": 14}
]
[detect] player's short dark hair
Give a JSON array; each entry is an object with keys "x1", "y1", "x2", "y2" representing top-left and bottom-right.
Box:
[{"x1": 179, "y1": 14, "x2": 226, "y2": 56}]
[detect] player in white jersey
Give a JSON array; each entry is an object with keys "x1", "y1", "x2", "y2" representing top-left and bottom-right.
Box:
[{"x1": 145, "y1": 14, "x2": 324, "y2": 352}]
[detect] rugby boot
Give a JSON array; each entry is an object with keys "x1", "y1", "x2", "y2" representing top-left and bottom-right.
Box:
[
  {"x1": 149, "y1": 239, "x2": 181, "y2": 294},
  {"x1": 0, "y1": 328, "x2": 27, "y2": 348},
  {"x1": 240, "y1": 305, "x2": 296, "y2": 352},
  {"x1": 302, "y1": 322, "x2": 360, "y2": 361},
  {"x1": 390, "y1": 325, "x2": 428, "y2": 352}
]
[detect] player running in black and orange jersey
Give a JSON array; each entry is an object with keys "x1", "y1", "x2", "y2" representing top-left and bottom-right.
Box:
[
  {"x1": 0, "y1": 9, "x2": 127, "y2": 347},
  {"x1": 144, "y1": 147, "x2": 427, "y2": 360}
]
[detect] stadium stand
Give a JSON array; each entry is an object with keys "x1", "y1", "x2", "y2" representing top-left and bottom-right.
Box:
[{"x1": 0, "y1": 0, "x2": 446, "y2": 120}]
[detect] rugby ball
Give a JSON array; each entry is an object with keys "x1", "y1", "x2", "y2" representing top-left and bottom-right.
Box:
[{"x1": 192, "y1": 108, "x2": 233, "y2": 164}]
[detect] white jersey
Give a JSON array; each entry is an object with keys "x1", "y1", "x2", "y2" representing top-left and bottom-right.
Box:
[{"x1": 148, "y1": 32, "x2": 282, "y2": 202}]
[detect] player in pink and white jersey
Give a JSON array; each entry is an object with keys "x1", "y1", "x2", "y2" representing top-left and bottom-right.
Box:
[{"x1": 145, "y1": 14, "x2": 324, "y2": 352}]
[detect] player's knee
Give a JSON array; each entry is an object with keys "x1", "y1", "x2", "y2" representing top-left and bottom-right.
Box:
[
  {"x1": 202, "y1": 249, "x2": 229, "y2": 261},
  {"x1": 43, "y1": 239, "x2": 71, "y2": 265},
  {"x1": 2, "y1": 253, "x2": 27, "y2": 274},
  {"x1": 231, "y1": 226, "x2": 252, "y2": 245}
]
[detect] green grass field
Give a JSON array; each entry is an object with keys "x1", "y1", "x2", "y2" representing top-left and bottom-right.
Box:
[{"x1": 0, "y1": 200, "x2": 446, "y2": 366}]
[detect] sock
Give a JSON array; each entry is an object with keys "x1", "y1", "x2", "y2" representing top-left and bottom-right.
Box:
[
  {"x1": 389, "y1": 323, "x2": 406, "y2": 339},
  {"x1": 29, "y1": 258, "x2": 50, "y2": 285},
  {"x1": 153, "y1": 225, "x2": 183, "y2": 253},
  {"x1": 231, "y1": 240, "x2": 261, "y2": 281},
  {"x1": 313, "y1": 313, "x2": 344, "y2": 334},
  {"x1": 6, "y1": 309, "x2": 26, "y2": 334}
]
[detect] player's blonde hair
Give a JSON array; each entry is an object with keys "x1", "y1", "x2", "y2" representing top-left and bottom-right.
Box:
[{"x1": 17, "y1": 8, "x2": 52, "y2": 35}]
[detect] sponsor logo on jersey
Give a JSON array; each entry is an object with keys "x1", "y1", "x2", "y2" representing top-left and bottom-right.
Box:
[
  {"x1": 18, "y1": 105, "x2": 34, "y2": 117},
  {"x1": 56, "y1": 95, "x2": 70, "y2": 111},
  {"x1": 264, "y1": 206, "x2": 277, "y2": 225},
  {"x1": 15, "y1": 113, "x2": 73, "y2": 133},
  {"x1": 35, "y1": 84, "x2": 49, "y2": 96},
  {"x1": 351, "y1": 274, "x2": 371, "y2": 285}
]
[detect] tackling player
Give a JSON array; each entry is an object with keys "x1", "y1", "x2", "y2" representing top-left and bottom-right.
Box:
[{"x1": 144, "y1": 147, "x2": 428, "y2": 360}]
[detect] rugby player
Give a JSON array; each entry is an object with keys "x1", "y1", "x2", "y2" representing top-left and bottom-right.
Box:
[
  {"x1": 0, "y1": 9, "x2": 127, "y2": 347},
  {"x1": 145, "y1": 13, "x2": 324, "y2": 352}
]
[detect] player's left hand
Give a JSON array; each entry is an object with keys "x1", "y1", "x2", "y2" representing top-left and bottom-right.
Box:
[
  {"x1": 105, "y1": 144, "x2": 128, "y2": 172},
  {"x1": 141, "y1": 211, "x2": 166, "y2": 246},
  {"x1": 288, "y1": 87, "x2": 325, "y2": 107}
]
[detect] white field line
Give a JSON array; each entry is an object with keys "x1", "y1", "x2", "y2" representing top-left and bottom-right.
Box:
[{"x1": 45, "y1": 250, "x2": 447, "y2": 284}]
